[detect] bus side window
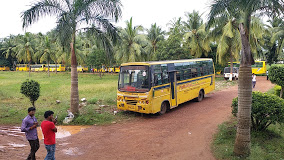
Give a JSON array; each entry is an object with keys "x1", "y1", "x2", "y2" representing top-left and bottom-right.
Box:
[
  {"x1": 161, "y1": 64, "x2": 169, "y2": 84},
  {"x1": 162, "y1": 71, "x2": 169, "y2": 84},
  {"x1": 191, "y1": 68, "x2": 197, "y2": 78},
  {"x1": 154, "y1": 73, "x2": 162, "y2": 86}
]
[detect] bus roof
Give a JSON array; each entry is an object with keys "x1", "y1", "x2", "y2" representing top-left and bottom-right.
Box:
[{"x1": 121, "y1": 58, "x2": 213, "y2": 66}]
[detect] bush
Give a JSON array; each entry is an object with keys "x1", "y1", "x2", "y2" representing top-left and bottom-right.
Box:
[
  {"x1": 269, "y1": 65, "x2": 284, "y2": 98},
  {"x1": 274, "y1": 85, "x2": 284, "y2": 98},
  {"x1": 20, "y1": 79, "x2": 40, "y2": 107},
  {"x1": 232, "y1": 92, "x2": 284, "y2": 131}
]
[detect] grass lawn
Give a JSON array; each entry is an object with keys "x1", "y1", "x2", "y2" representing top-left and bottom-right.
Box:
[
  {"x1": 0, "y1": 71, "x2": 131, "y2": 125},
  {"x1": 212, "y1": 117, "x2": 284, "y2": 160},
  {"x1": 0, "y1": 72, "x2": 236, "y2": 125}
]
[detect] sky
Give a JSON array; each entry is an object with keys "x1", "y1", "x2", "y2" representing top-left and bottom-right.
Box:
[{"x1": 0, "y1": 0, "x2": 212, "y2": 38}]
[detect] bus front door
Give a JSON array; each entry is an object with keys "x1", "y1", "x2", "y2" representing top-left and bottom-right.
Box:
[{"x1": 169, "y1": 71, "x2": 177, "y2": 107}]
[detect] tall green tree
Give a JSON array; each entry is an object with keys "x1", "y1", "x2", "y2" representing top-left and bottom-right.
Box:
[
  {"x1": 270, "y1": 16, "x2": 284, "y2": 59},
  {"x1": 22, "y1": 0, "x2": 122, "y2": 114},
  {"x1": 183, "y1": 11, "x2": 211, "y2": 58},
  {"x1": 14, "y1": 33, "x2": 36, "y2": 77},
  {"x1": 115, "y1": 17, "x2": 150, "y2": 62},
  {"x1": 146, "y1": 23, "x2": 165, "y2": 60},
  {"x1": 156, "y1": 18, "x2": 190, "y2": 60},
  {"x1": 0, "y1": 35, "x2": 17, "y2": 69},
  {"x1": 264, "y1": 17, "x2": 283, "y2": 64},
  {"x1": 209, "y1": 12, "x2": 241, "y2": 81},
  {"x1": 208, "y1": 0, "x2": 283, "y2": 157},
  {"x1": 35, "y1": 36, "x2": 55, "y2": 77}
]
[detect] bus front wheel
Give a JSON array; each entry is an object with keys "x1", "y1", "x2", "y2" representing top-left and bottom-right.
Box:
[{"x1": 159, "y1": 102, "x2": 168, "y2": 115}]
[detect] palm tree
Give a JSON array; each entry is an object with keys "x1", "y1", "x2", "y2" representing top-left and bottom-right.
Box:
[
  {"x1": 208, "y1": 0, "x2": 283, "y2": 157},
  {"x1": 270, "y1": 17, "x2": 284, "y2": 57},
  {"x1": 22, "y1": 0, "x2": 122, "y2": 114},
  {"x1": 183, "y1": 11, "x2": 211, "y2": 58},
  {"x1": 250, "y1": 18, "x2": 266, "y2": 60},
  {"x1": 0, "y1": 35, "x2": 17, "y2": 70},
  {"x1": 208, "y1": 11, "x2": 241, "y2": 81},
  {"x1": 35, "y1": 36, "x2": 55, "y2": 77},
  {"x1": 264, "y1": 16, "x2": 283, "y2": 64},
  {"x1": 14, "y1": 33, "x2": 36, "y2": 77},
  {"x1": 115, "y1": 17, "x2": 149, "y2": 62},
  {"x1": 183, "y1": 10, "x2": 203, "y2": 32},
  {"x1": 146, "y1": 23, "x2": 165, "y2": 60}
]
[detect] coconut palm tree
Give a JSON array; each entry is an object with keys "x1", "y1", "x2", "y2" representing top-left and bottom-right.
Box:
[
  {"x1": 35, "y1": 36, "x2": 55, "y2": 77},
  {"x1": 146, "y1": 23, "x2": 165, "y2": 60},
  {"x1": 270, "y1": 17, "x2": 284, "y2": 57},
  {"x1": 0, "y1": 35, "x2": 17, "y2": 70},
  {"x1": 183, "y1": 11, "x2": 210, "y2": 58},
  {"x1": 208, "y1": 0, "x2": 283, "y2": 156},
  {"x1": 22, "y1": 0, "x2": 122, "y2": 114},
  {"x1": 14, "y1": 32, "x2": 36, "y2": 77},
  {"x1": 115, "y1": 17, "x2": 149, "y2": 62},
  {"x1": 183, "y1": 10, "x2": 203, "y2": 32}
]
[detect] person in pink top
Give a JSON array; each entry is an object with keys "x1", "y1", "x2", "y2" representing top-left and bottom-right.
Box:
[{"x1": 41, "y1": 111, "x2": 57, "y2": 160}]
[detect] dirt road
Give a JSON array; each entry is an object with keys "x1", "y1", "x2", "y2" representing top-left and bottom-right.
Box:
[{"x1": 0, "y1": 76, "x2": 274, "y2": 160}]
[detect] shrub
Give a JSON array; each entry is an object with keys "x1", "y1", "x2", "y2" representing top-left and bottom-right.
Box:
[
  {"x1": 274, "y1": 85, "x2": 284, "y2": 98},
  {"x1": 232, "y1": 92, "x2": 284, "y2": 131},
  {"x1": 269, "y1": 65, "x2": 284, "y2": 98},
  {"x1": 20, "y1": 79, "x2": 40, "y2": 107}
]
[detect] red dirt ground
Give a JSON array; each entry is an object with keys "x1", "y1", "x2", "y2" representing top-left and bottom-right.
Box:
[{"x1": 0, "y1": 76, "x2": 274, "y2": 160}]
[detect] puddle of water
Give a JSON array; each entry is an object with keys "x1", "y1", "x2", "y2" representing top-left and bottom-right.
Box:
[
  {"x1": 38, "y1": 126, "x2": 89, "y2": 140},
  {"x1": 62, "y1": 147, "x2": 83, "y2": 156},
  {"x1": 8, "y1": 143, "x2": 27, "y2": 148},
  {"x1": 0, "y1": 126, "x2": 89, "y2": 140}
]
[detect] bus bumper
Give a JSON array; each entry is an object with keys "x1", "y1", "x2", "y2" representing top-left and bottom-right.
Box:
[{"x1": 117, "y1": 102, "x2": 151, "y2": 114}]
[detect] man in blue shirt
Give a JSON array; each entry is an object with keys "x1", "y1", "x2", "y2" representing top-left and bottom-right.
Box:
[{"x1": 21, "y1": 107, "x2": 40, "y2": 160}]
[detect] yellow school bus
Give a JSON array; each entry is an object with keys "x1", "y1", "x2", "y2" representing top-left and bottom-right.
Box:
[
  {"x1": 252, "y1": 61, "x2": 266, "y2": 74},
  {"x1": 94, "y1": 65, "x2": 108, "y2": 73},
  {"x1": 108, "y1": 66, "x2": 120, "y2": 73},
  {"x1": 46, "y1": 64, "x2": 66, "y2": 72},
  {"x1": 228, "y1": 61, "x2": 266, "y2": 74},
  {"x1": 16, "y1": 64, "x2": 29, "y2": 71},
  {"x1": 117, "y1": 58, "x2": 215, "y2": 114},
  {"x1": 30, "y1": 64, "x2": 46, "y2": 71},
  {"x1": 77, "y1": 65, "x2": 88, "y2": 72},
  {"x1": 0, "y1": 66, "x2": 10, "y2": 71}
]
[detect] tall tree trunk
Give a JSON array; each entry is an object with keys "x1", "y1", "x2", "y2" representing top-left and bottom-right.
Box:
[
  {"x1": 55, "y1": 61, "x2": 57, "y2": 74},
  {"x1": 70, "y1": 33, "x2": 79, "y2": 115},
  {"x1": 229, "y1": 52, "x2": 233, "y2": 81},
  {"x1": 280, "y1": 86, "x2": 283, "y2": 98},
  {"x1": 48, "y1": 60, "x2": 50, "y2": 77},
  {"x1": 32, "y1": 100, "x2": 35, "y2": 108},
  {"x1": 234, "y1": 23, "x2": 254, "y2": 157},
  {"x1": 29, "y1": 61, "x2": 31, "y2": 77}
]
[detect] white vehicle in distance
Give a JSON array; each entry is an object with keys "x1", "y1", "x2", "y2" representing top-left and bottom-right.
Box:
[{"x1": 224, "y1": 67, "x2": 239, "y2": 80}]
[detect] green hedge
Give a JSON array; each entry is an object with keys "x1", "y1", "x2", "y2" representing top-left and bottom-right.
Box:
[
  {"x1": 232, "y1": 92, "x2": 284, "y2": 131},
  {"x1": 274, "y1": 85, "x2": 284, "y2": 98}
]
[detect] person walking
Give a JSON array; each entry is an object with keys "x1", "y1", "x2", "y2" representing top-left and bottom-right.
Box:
[
  {"x1": 266, "y1": 70, "x2": 269, "y2": 80},
  {"x1": 41, "y1": 111, "x2": 57, "y2": 160},
  {"x1": 21, "y1": 107, "x2": 40, "y2": 160},
  {"x1": 252, "y1": 73, "x2": 257, "y2": 88}
]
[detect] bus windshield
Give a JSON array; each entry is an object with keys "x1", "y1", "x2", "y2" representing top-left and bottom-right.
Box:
[{"x1": 119, "y1": 66, "x2": 150, "y2": 92}]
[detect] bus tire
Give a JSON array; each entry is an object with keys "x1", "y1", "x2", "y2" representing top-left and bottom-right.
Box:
[
  {"x1": 196, "y1": 90, "x2": 204, "y2": 102},
  {"x1": 159, "y1": 102, "x2": 168, "y2": 115}
]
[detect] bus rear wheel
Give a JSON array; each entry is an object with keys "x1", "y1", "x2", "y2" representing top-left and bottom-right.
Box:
[
  {"x1": 197, "y1": 90, "x2": 204, "y2": 102},
  {"x1": 159, "y1": 102, "x2": 168, "y2": 115}
]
